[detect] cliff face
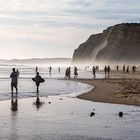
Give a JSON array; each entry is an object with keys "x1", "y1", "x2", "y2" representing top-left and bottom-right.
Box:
[{"x1": 72, "y1": 23, "x2": 140, "y2": 64}]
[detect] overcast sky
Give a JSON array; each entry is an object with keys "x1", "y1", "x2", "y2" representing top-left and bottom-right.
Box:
[{"x1": 0, "y1": 0, "x2": 139, "y2": 59}]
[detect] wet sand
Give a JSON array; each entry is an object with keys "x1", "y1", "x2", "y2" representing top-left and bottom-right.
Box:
[
  {"x1": 0, "y1": 72, "x2": 140, "y2": 140},
  {"x1": 0, "y1": 95, "x2": 140, "y2": 140},
  {"x1": 76, "y1": 72, "x2": 140, "y2": 106}
]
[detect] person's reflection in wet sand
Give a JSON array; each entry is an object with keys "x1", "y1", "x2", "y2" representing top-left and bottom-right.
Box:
[
  {"x1": 33, "y1": 91, "x2": 45, "y2": 110},
  {"x1": 11, "y1": 94, "x2": 18, "y2": 112}
]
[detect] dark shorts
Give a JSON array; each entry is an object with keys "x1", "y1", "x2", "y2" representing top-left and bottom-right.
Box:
[
  {"x1": 11, "y1": 82, "x2": 17, "y2": 88},
  {"x1": 36, "y1": 82, "x2": 40, "y2": 87}
]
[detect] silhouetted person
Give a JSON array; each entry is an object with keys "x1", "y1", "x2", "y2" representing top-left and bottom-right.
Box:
[
  {"x1": 65, "y1": 68, "x2": 69, "y2": 79},
  {"x1": 16, "y1": 69, "x2": 20, "y2": 78},
  {"x1": 123, "y1": 65, "x2": 126, "y2": 73},
  {"x1": 74, "y1": 66, "x2": 78, "y2": 78},
  {"x1": 92, "y1": 66, "x2": 96, "y2": 79},
  {"x1": 107, "y1": 66, "x2": 111, "y2": 75},
  {"x1": 49, "y1": 66, "x2": 52, "y2": 77},
  {"x1": 68, "y1": 67, "x2": 71, "y2": 79},
  {"x1": 96, "y1": 66, "x2": 99, "y2": 71},
  {"x1": 35, "y1": 66, "x2": 38, "y2": 73},
  {"x1": 104, "y1": 66, "x2": 107, "y2": 75},
  {"x1": 132, "y1": 66, "x2": 136, "y2": 73},
  {"x1": 126, "y1": 65, "x2": 129, "y2": 74},
  {"x1": 116, "y1": 65, "x2": 119, "y2": 71},
  {"x1": 32, "y1": 72, "x2": 45, "y2": 93},
  {"x1": 58, "y1": 67, "x2": 61, "y2": 74},
  {"x1": 10, "y1": 68, "x2": 18, "y2": 94}
]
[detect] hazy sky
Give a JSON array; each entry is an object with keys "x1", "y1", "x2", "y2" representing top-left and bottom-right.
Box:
[{"x1": 0, "y1": 0, "x2": 139, "y2": 59}]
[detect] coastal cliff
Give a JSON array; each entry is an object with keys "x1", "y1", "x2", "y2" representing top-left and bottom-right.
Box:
[{"x1": 72, "y1": 23, "x2": 140, "y2": 64}]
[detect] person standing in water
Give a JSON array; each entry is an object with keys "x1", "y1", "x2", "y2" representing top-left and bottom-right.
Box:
[
  {"x1": 10, "y1": 68, "x2": 18, "y2": 94},
  {"x1": 123, "y1": 65, "x2": 126, "y2": 73},
  {"x1": 49, "y1": 66, "x2": 52, "y2": 77},
  {"x1": 74, "y1": 66, "x2": 78, "y2": 79},
  {"x1": 16, "y1": 69, "x2": 20, "y2": 78},
  {"x1": 58, "y1": 67, "x2": 61, "y2": 74},
  {"x1": 35, "y1": 66, "x2": 38, "y2": 73}
]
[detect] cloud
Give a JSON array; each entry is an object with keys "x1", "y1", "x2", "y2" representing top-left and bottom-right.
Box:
[{"x1": 0, "y1": 0, "x2": 139, "y2": 58}]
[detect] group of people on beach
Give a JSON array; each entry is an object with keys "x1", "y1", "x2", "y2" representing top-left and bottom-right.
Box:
[
  {"x1": 65, "y1": 66, "x2": 78, "y2": 79},
  {"x1": 10, "y1": 68, "x2": 45, "y2": 95},
  {"x1": 122, "y1": 65, "x2": 137, "y2": 74},
  {"x1": 10, "y1": 65, "x2": 140, "y2": 94}
]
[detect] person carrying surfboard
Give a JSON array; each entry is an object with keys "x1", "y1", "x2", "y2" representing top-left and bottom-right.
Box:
[{"x1": 32, "y1": 72, "x2": 45, "y2": 94}]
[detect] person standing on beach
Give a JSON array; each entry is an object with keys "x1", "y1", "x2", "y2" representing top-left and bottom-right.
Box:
[
  {"x1": 107, "y1": 66, "x2": 111, "y2": 75},
  {"x1": 92, "y1": 66, "x2": 96, "y2": 79},
  {"x1": 74, "y1": 66, "x2": 78, "y2": 79},
  {"x1": 123, "y1": 65, "x2": 125, "y2": 73},
  {"x1": 132, "y1": 66, "x2": 136, "y2": 73},
  {"x1": 10, "y1": 68, "x2": 18, "y2": 94},
  {"x1": 126, "y1": 65, "x2": 129, "y2": 74},
  {"x1": 104, "y1": 66, "x2": 107, "y2": 75},
  {"x1": 68, "y1": 67, "x2": 71, "y2": 79},
  {"x1": 116, "y1": 65, "x2": 119, "y2": 71},
  {"x1": 65, "y1": 68, "x2": 68, "y2": 78}
]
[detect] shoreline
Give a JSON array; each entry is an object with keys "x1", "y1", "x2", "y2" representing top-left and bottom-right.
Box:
[{"x1": 72, "y1": 78, "x2": 140, "y2": 106}]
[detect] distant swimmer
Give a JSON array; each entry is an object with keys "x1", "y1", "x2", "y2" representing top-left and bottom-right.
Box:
[
  {"x1": 10, "y1": 68, "x2": 18, "y2": 94},
  {"x1": 32, "y1": 72, "x2": 45, "y2": 94}
]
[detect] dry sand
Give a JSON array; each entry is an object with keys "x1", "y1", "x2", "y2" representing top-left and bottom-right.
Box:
[{"x1": 74, "y1": 72, "x2": 140, "y2": 106}]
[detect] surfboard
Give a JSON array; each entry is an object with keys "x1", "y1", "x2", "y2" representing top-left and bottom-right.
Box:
[{"x1": 32, "y1": 78, "x2": 45, "y2": 83}]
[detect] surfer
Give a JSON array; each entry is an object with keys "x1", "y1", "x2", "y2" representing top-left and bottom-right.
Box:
[{"x1": 32, "y1": 72, "x2": 45, "y2": 94}]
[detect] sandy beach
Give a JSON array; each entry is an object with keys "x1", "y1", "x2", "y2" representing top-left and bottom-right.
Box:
[
  {"x1": 0, "y1": 67, "x2": 140, "y2": 140},
  {"x1": 76, "y1": 72, "x2": 140, "y2": 106}
]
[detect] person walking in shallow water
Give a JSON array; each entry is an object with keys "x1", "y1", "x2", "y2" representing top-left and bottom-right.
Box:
[
  {"x1": 104, "y1": 66, "x2": 107, "y2": 75},
  {"x1": 32, "y1": 72, "x2": 45, "y2": 94},
  {"x1": 10, "y1": 68, "x2": 18, "y2": 94},
  {"x1": 107, "y1": 65, "x2": 111, "y2": 75},
  {"x1": 123, "y1": 65, "x2": 126, "y2": 73},
  {"x1": 126, "y1": 65, "x2": 129, "y2": 74},
  {"x1": 74, "y1": 66, "x2": 78, "y2": 79}
]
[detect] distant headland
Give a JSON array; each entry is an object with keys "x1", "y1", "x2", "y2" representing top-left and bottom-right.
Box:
[{"x1": 72, "y1": 23, "x2": 140, "y2": 65}]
